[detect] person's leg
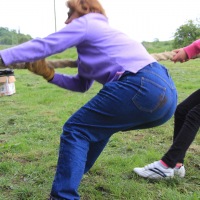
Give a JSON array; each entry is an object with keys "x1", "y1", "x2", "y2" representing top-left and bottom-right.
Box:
[
  {"x1": 84, "y1": 138, "x2": 110, "y2": 174},
  {"x1": 50, "y1": 63, "x2": 177, "y2": 199},
  {"x1": 173, "y1": 89, "x2": 200, "y2": 141},
  {"x1": 134, "y1": 89, "x2": 200, "y2": 179},
  {"x1": 162, "y1": 104, "x2": 200, "y2": 167},
  {"x1": 161, "y1": 89, "x2": 200, "y2": 167},
  {"x1": 50, "y1": 131, "x2": 89, "y2": 200}
]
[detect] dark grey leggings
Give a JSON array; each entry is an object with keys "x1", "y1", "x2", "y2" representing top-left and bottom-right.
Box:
[{"x1": 162, "y1": 89, "x2": 200, "y2": 168}]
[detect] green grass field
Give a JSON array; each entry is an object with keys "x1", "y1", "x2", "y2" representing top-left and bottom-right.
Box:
[{"x1": 0, "y1": 48, "x2": 200, "y2": 200}]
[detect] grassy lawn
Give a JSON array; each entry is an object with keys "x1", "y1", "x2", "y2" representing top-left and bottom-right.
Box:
[{"x1": 0, "y1": 56, "x2": 199, "y2": 199}]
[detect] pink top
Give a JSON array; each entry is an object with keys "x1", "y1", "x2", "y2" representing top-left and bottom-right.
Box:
[{"x1": 184, "y1": 39, "x2": 200, "y2": 59}]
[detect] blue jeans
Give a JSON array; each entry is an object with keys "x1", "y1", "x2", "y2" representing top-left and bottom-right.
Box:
[{"x1": 50, "y1": 62, "x2": 177, "y2": 200}]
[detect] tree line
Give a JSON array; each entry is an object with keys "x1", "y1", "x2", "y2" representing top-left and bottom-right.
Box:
[
  {"x1": 0, "y1": 27, "x2": 32, "y2": 45},
  {"x1": 144, "y1": 19, "x2": 200, "y2": 49},
  {"x1": 0, "y1": 19, "x2": 199, "y2": 48}
]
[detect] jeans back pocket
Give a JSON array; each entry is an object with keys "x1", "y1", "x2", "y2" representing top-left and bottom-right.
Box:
[{"x1": 132, "y1": 77, "x2": 166, "y2": 113}]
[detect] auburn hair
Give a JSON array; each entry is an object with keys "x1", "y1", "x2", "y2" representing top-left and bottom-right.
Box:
[{"x1": 66, "y1": 0, "x2": 107, "y2": 17}]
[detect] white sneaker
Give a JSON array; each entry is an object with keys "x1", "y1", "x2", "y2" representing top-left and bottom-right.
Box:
[
  {"x1": 174, "y1": 165, "x2": 185, "y2": 178},
  {"x1": 133, "y1": 161, "x2": 174, "y2": 179}
]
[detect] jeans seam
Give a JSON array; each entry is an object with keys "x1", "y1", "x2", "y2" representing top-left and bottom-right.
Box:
[{"x1": 141, "y1": 69, "x2": 175, "y2": 89}]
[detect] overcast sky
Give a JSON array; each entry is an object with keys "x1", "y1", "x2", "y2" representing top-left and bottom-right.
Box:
[{"x1": 0, "y1": 0, "x2": 199, "y2": 42}]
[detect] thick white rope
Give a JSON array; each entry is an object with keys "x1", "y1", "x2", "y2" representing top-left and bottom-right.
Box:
[
  {"x1": 0, "y1": 52, "x2": 199, "y2": 69},
  {"x1": 151, "y1": 51, "x2": 200, "y2": 61}
]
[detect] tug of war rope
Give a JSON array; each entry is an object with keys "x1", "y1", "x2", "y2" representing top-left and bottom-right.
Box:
[{"x1": 0, "y1": 51, "x2": 199, "y2": 70}]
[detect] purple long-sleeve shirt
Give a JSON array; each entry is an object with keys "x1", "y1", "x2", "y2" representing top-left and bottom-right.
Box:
[{"x1": 0, "y1": 13, "x2": 156, "y2": 92}]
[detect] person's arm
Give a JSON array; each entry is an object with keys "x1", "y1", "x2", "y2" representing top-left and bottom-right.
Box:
[
  {"x1": 26, "y1": 59, "x2": 93, "y2": 92},
  {"x1": 50, "y1": 73, "x2": 94, "y2": 92},
  {"x1": 184, "y1": 39, "x2": 200, "y2": 59},
  {"x1": 171, "y1": 39, "x2": 200, "y2": 63},
  {"x1": 0, "y1": 17, "x2": 87, "y2": 66}
]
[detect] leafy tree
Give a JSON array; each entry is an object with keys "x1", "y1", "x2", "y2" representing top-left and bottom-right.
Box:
[
  {"x1": 0, "y1": 35, "x2": 12, "y2": 45},
  {"x1": 173, "y1": 19, "x2": 200, "y2": 48}
]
